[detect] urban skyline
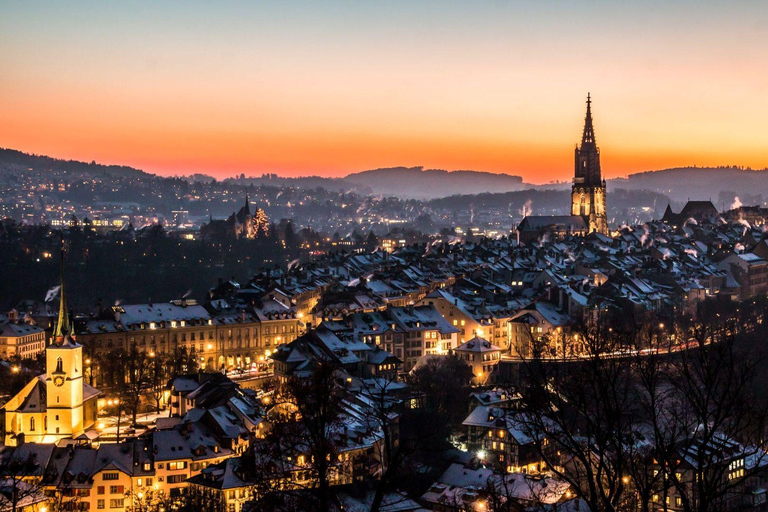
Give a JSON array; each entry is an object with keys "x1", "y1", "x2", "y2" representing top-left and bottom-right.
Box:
[{"x1": 3, "y1": 3, "x2": 768, "y2": 512}]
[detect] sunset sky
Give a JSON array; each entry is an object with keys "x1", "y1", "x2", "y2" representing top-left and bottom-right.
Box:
[{"x1": 2, "y1": 1, "x2": 767, "y2": 183}]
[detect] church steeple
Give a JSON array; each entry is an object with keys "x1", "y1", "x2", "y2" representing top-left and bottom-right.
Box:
[
  {"x1": 53, "y1": 241, "x2": 76, "y2": 347},
  {"x1": 244, "y1": 189, "x2": 251, "y2": 216}
]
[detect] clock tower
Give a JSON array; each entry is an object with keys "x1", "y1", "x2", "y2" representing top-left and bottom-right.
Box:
[
  {"x1": 3, "y1": 243, "x2": 100, "y2": 446},
  {"x1": 45, "y1": 247, "x2": 85, "y2": 440}
]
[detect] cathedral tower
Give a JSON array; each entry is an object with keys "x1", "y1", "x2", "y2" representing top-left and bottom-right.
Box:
[{"x1": 571, "y1": 93, "x2": 608, "y2": 235}]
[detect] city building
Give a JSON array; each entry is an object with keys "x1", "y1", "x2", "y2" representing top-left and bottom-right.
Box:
[
  {"x1": 0, "y1": 321, "x2": 46, "y2": 360},
  {"x1": 454, "y1": 336, "x2": 503, "y2": 385},
  {"x1": 200, "y1": 193, "x2": 269, "y2": 240}
]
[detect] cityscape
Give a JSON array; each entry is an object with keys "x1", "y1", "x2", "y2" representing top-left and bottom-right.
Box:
[{"x1": 2, "y1": 2, "x2": 768, "y2": 512}]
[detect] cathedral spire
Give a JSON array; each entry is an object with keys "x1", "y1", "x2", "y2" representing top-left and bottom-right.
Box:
[
  {"x1": 582, "y1": 93, "x2": 596, "y2": 146},
  {"x1": 53, "y1": 239, "x2": 74, "y2": 345},
  {"x1": 244, "y1": 189, "x2": 251, "y2": 216}
]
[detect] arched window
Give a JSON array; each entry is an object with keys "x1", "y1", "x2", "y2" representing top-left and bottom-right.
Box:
[
  {"x1": 30, "y1": 418, "x2": 35, "y2": 431},
  {"x1": 55, "y1": 357, "x2": 63, "y2": 373}
]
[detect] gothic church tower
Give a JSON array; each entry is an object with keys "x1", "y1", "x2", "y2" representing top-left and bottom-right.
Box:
[{"x1": 571, "y1": 94, "x2": 608, "y2": 235}]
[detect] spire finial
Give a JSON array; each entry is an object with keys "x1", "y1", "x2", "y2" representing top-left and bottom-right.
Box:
[{"x1": 582, "y1": 93, "x2": 595, "y2": 145}]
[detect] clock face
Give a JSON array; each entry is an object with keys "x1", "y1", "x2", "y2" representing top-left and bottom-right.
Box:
[{"x1": 53, "y1": 375, "x2": 65, "y2": 387}]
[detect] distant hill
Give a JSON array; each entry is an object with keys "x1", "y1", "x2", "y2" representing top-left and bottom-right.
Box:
[
  {"x1": 222, "y1": 173, "x2": 368, "y2": 194},
  {"x1": 344, "y1": 166, "x2": 525, "y2": 199},
  {"x1": 609, "y1": 166, "x2": 768, "y2": 208},
  {"x1": 0, "y1": 147, "x2": 150, "y2": 179},
  {"x1": 222, "y1": 166, "x2": 526, "y2": 199}
]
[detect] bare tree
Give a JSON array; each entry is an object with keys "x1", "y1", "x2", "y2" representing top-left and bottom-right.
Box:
[
  {"x1": 639, "y1": 301, "x2": 768, "y2": 512},
  {"x1": 247, "y1": 360, "x2": 347, "y2": 512},
  {"x1": 0, "y1": 452, "x2": 46, "y2": 512},
  {"x1": 515, "y1": 314, "x2": 642, "y2": 512},
  {"x1": 125, "y1": 343, "x2": 152, "y2": 427},
  {"x1": 148, "y1": 352, "x2": 171, "y2": 414}
]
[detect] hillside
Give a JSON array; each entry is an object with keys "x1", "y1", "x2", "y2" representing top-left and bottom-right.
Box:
[
  {"x1": 345, "y1": 166, "x2": 525, "y2": 199},
  {"x1": 610, "y1": 166, "x2": 768, "y2": 207},
  {"x1": 0, "y1": 147, "x2": 150, "y2": 179}
]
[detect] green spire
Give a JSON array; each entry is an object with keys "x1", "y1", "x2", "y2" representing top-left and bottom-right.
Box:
[{"x1": 53, "y1": 241, "x2": 72, "y2": 343}]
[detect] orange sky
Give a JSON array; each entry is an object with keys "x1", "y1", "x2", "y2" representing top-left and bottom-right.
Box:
[{"x1": 2, "y1": 2, "x2": 768, "y2": 184}]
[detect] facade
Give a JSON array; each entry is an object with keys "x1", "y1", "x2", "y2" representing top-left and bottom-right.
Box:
[
  {"x1": 454, "y1": 336, "x2": 502, "y2": 385},
  {"x1": 0, "y1": 321, "x2": 46, "y2": 359},
  {"x1": 417, "y1": 290, "x2": 491, "y2": 346},
  {"x1": 718, "y1": 252, "x2": 768, "y2": 301},
  {"x1": 76, "y1": 298, "x2": 301, "y2": 379},
  {"x1": 650, "y1": 435, "x2": 766, "y2": 511},
  {"x1": 508, "y1": 302, "x2": 573, "y2": 359},
  {"x1": 462, "y1": 406, "x2": 544, "y2": 474}
]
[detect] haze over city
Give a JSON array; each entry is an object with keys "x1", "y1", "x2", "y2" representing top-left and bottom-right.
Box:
[{"x1": 3, "y1": 0, "x2": 768, "y2": 182}]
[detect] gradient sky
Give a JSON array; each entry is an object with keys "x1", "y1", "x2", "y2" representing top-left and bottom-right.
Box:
[{"x1": 2, "y1": 1, "x2": 768, "y2": 183}]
